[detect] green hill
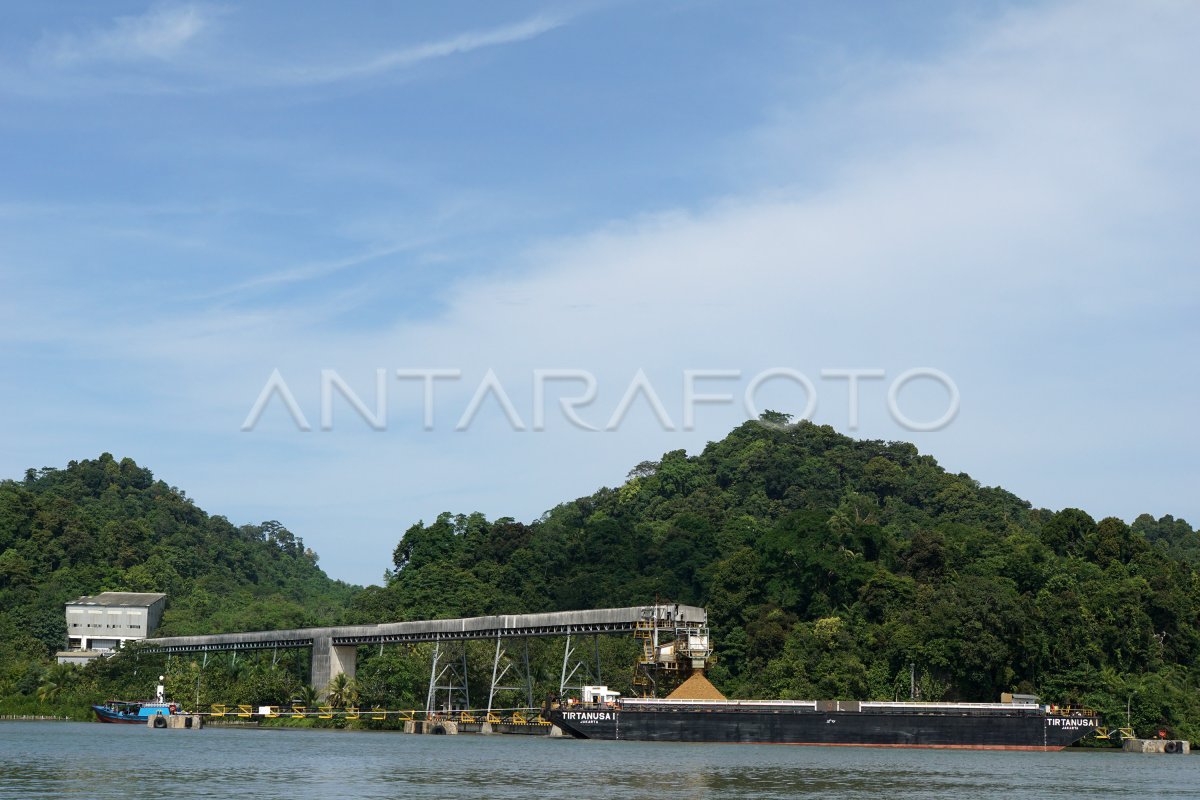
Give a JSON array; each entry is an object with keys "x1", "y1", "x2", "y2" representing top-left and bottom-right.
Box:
[
  {"x1": 356, "y1": 415, "x2": 1200, "y2": 737},
  {"x1": 0, "y1": 453, "x2": 356, "y2": 715},
  {"x1": 5, "y1": 421, "x2": 1199, "y2": 738}
]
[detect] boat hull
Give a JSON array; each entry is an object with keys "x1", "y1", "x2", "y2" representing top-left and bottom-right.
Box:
[
  {"x1": 548, "y1": 706, "x2": 1097, "y2": 750},
  {"x1": 92, "y1": 702, "x2": 178, "y2": 724},
  {"x1": 93, "y1": 707, "x2": 146, "y2": 724}
]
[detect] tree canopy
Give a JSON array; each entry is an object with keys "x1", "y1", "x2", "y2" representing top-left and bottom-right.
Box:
[
  {"x1": 359, "y1": 418, "x2": 1200, "y2": 737},
  {"x1": 0, "y1": 453, "x2": 356, "y2": 717},
  {"x1": 5, "y1": 423, "x2": 1200, "y2": 739}
]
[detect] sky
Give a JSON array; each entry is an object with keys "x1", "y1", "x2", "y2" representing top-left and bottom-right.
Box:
[{"x1": 0, "y1": 1, "x2": 1196, "y2": 586}]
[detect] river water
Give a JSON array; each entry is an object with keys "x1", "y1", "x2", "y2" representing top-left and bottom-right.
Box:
[{"x1": 1, "y1": 722, "x2": 1196, "y2": 799}]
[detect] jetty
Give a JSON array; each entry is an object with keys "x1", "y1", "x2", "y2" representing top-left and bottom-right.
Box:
[
  {"x1": 140, "y1": 604, "x2": 709, "y2": 714},
  {"x1": 1123, "y1": 738, "x2": 1190, "y2": 754}
]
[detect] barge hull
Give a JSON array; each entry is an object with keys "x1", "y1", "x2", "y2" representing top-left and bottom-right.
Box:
[{"x1": 549, "y1": 707, "x2": 1095, "y2": 750}]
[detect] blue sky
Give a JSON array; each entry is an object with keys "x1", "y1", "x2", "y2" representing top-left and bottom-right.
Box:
[{"x1": 1, "y1": 1, "x2": 1196, "y2": 586}]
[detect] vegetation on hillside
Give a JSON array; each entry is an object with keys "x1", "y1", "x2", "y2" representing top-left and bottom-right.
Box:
[
  {"x1": 5, "y1": 420, "x2": 1200, "y2": 740},
  {"x1": 0, "y1": 454, "x2": 355, "y2": 718},
  {"x1": 355, "y1": 416, "x2": 1200, "y2": 738}
]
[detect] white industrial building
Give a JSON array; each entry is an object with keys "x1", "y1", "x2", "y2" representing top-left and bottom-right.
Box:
[{"x1": 56, "y1": 592, "x2": 166, "y2": 665}]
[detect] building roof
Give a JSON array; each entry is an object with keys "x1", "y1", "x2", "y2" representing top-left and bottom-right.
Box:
[{"x1": 66, "y1": 592, "x2": 166, "y2": 608}]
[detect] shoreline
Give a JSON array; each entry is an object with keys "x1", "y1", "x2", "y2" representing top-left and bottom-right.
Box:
[{"x1": 0, "y1": 714, "x2": 74, "y2": 721}]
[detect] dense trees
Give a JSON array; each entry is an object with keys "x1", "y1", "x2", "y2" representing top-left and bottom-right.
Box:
[
  {"x1": 364, "y1": 417, "x2": 1200, "y2": 738},
  {"x1": 0, "y1": 454, "x2": 355, "y2": 717},
  {"x1": 6, "y1": 421, "x2": 1200, "y2": 739}
]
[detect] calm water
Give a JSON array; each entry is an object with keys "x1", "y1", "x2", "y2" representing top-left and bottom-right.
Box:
[{"x1": 1, "y1": 722, "x2": 1197, "y2": 799}]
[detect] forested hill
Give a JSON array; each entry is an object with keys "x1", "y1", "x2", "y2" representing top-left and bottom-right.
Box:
[
  {"x1": 355, "y1": 415, "x2": 1200, "y2": 736},
  {"x1": 0, "y1": 454, "x2": 356, "y2": 671},
  {"x1": 6, "y1": 426, "x2": 1200, "y2": 736}
]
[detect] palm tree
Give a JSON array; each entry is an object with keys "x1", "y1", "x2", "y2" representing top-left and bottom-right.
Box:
[
  {"x1": 326, "y1": 672, "x2": 353, "y2": 708},
  {"x1": 36, "y1": 678, "x2": 60, "y2": 703},
  {"x1": 293, "y1": 684, "x2": 320, "y2": 710},
  {"x1": 37, "y1": 664, "x2": 77, "y2": 704}
]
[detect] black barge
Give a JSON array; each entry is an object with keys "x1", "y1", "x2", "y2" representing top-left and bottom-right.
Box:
[{"x1": 547, "y1": 695, "x2": 1098, "y2": 750}]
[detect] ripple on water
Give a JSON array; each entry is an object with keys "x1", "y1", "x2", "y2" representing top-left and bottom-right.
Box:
[{"x1": 1, "y1": 723, "x2": 1196, "y2": 800}]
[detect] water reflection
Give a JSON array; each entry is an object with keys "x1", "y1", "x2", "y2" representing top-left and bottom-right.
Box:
[{"x1": 1, "y1": 723, "x2": 1196, "y2": 800}]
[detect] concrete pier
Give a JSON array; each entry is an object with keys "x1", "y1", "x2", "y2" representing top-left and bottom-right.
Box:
[
  {"x1": 310, "y1": 635, "x2": 357, "y2": 696},
  {"x1": 402, "y1": 720, "x2": 460, "y2": 734},
  {"x1": 146, "y1": 714, "x2": 203, "y2": 730},
  {"x1": 398, "y1": 718, "x2": 557, "y2": 736},
  {"x1": 1123, "y1": 738, "x2": 1189, "y2": 754}
]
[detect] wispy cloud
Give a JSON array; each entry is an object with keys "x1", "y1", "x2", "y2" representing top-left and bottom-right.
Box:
[
  {"x1": 14, "y1": 8, "x2": 565, "y2": 95},
  {"x1": 5, "y1": 1, "x2": 1196, "y2": 584},
  {"x1": 37, "y1": 3, "x2": 213, "y2": 68},
  {"x1": 268, "y1": 14, "x2": 565, "y2": 86},
  {"x1": 199, "y1": 242, "x2": 420, "y2": 300}
]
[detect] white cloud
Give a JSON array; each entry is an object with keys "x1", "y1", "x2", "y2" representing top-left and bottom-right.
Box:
[
  {"x1": 39, "y1": 3, "x2": 213, "y2": 67},
  {"x1": 17, "y1": 8, "x2": 564, "y2": 95},
  {"x1": 268, "y1": 14, "x2": 565, "y2": 86},
  {"x1": 4, "y1": 0, "x2": 1197, "y2": 583},
  {"x1": 227, "y1": 1, "x2": 1194, "y2": 578},
  {"x1": 198, "y1": 242, "x2": 421, "y2": 300}
]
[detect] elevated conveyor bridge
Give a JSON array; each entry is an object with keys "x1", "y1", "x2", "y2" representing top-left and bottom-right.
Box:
[{"x1": 140, "y1": 605, "x2": 708, "y2": 712}]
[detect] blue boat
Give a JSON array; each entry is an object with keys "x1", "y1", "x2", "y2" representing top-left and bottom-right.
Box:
[
  {"x1": 92, "y1": 700, "x2": 180, "y2": 724},
  {"x1": 92, "y1": 675, "x2": 183, "y2": 724}
]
